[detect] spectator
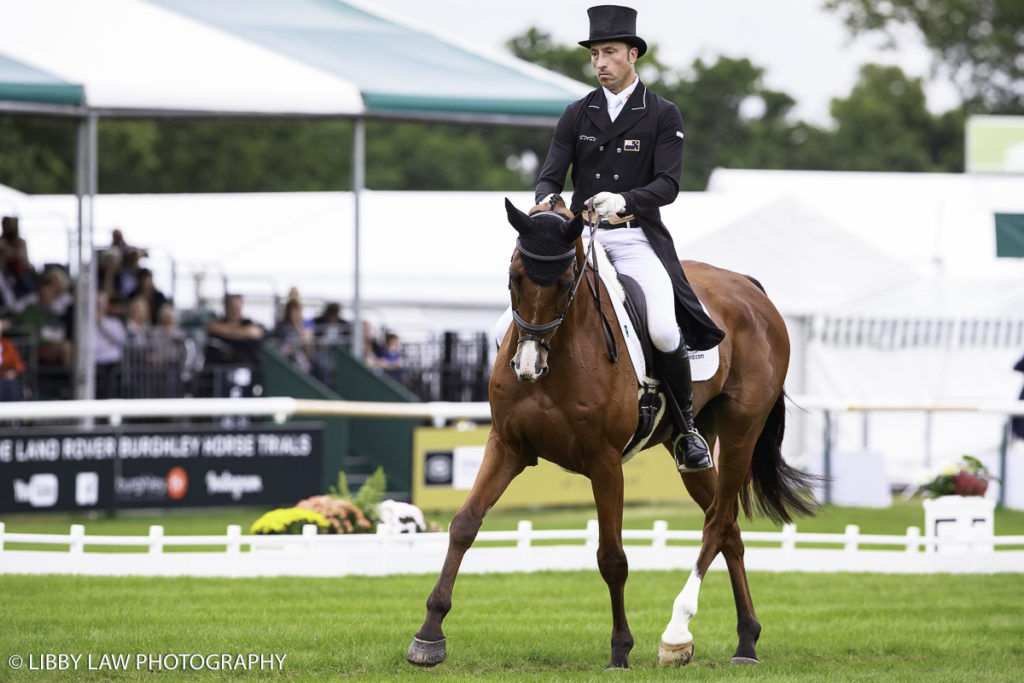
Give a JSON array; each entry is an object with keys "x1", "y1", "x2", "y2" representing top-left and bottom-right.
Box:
[
  {"x1": 0, "y1": 243, "x2": 33, "y2": 315},
  {"x1": 310, "y1": 302, "x2": 351, "y2": 385},
  {"x1": 0, "y1": 218, "x2": 37, "y2": 304},
  {"x1": 95, "y1": 291, "x2": 126, "y2": 399},
  {"x1": 272, "y1": 298, "x2": 314, "y2": 373},
  {"x1": 205, "y1": 294, "x2": 264, "y2": 365},
  {"x1": 108, "y1": 228, "x2": 144, "y2": 261},
  {"x1": 116, "y1": 247, "x2": 143, "y2": 302},
  {"x1": 0, "y1": 319, "x2": 26, "y2": 401},
  {"x1": 312, "y1": 302, "x2": 352, "y2": 344},
  {"x1": 0, "y1": 216, "x2": 30, "y2": 270},
  {"x1": 127, "y1": 268, "x2": 169, "y2": 326},
  {"x1": 151, "y1": 303, "x2": 186, "y2": 392},
  {"x1": 124, "y1": 296, "x2": 151, "y2": 347},
  {"x1": 204, "y1": 293, "x2": 264, "y2": 398},
  {"x1": 373, "y1": 331, "x2": 406, "y2": 384},
  {"x1": 13, "y1": 271, "x2": 73, "y2": 369}
]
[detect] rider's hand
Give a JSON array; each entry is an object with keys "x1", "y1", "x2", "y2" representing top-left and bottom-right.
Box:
[
  {"x1": 539, "y1": 193, "x2": 559, "y2": 206},
  {"x1": 592, "y1": 192, "x2": 626, "y2": 218}
]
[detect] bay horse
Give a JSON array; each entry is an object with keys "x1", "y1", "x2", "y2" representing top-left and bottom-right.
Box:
[{"x1": 408, "y1": 198, "x2": 816, "y2": 669}]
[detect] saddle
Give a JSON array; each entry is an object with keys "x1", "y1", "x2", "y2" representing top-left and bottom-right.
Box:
[{"x1": 589, "y1": 246, "x2": 720, "y2": 460}]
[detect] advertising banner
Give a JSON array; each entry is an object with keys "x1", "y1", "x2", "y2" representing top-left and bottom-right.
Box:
[
  {"x1": 0, "y1": 423, "x2": 324, "y2": 513},
  {"x1": 412, "y1": 425, "x2": 691, "y2": 512}
]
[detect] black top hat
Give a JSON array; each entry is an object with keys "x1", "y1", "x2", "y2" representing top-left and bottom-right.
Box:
[{"x1": 578, "y1": 5, "x2": 647, "y2": 58}]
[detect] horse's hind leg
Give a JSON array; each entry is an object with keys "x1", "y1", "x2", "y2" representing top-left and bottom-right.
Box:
[
  {"x1": 679, "y1": 466, "x2": 762, "y2": 664},
  {"x1": 589, "y1": 459, "x2": 634, "y2": 670},
  {"x1": 407, "y1": 434, "x2": 526, "y2": 667},
  {"x1": 660, "y1": 427, "x2": 762, "y2": 665}
]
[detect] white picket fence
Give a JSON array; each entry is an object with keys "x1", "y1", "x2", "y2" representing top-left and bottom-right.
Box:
[{"x1": 2, "y1": 520, "x2": 1022, "y2": 577}]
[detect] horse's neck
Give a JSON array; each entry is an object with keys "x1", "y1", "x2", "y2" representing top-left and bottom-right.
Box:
[{"x1": 561, "y1": 239, "x2": 597, "y2": 337}]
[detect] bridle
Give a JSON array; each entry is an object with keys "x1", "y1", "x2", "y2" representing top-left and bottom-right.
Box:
[
  {"x1": 510, "y1": 213, "x2": 591, "y2": 352},
  {"x1": 510, "y1": 200, "x2": 617, "y2": 362}
]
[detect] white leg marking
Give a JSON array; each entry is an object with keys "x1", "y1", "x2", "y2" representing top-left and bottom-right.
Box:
[{"x1": 661, "y1": 569, "x2": 702, "y2": 645}]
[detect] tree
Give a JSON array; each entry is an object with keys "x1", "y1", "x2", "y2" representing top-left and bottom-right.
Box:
[
  {"x1": 825, "y1": 0, "x2": 1024, "y2": 113},
  {"x1": 828, "y1": 64, "x2": 947, "y2": 171}
]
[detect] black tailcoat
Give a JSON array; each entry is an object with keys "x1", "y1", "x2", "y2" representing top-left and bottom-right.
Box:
[{"x1": 535, "y1": 80, "x2": 724, "y2": 351}]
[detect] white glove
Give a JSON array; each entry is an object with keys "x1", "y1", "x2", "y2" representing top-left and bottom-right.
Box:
[
  {"x1": 539, "y1": 193, "x2": 559, "y2": 206},
  {"x1": 592, "y1": 192, "x2": 626, "y2": 218}
]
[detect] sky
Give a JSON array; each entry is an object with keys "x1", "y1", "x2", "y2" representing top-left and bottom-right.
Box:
[{"x1": 371, "y1": 0, "x2": 959, "y2": 125}]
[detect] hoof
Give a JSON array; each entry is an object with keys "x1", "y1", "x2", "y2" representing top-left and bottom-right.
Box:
[
  {"x1": 657, "y1": 640, "x2": 694, "y2": 667},
  {"x1": 406, "y1": 636, "x2": 446, "y2": 667},
  {"x1": 730, "y1": 656, "x2": 759, "y2": 666}
]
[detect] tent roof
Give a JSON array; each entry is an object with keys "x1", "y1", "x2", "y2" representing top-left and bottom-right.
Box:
[
  {"x1": 0, "y1": 0, "x2": 587, "y2": 121},
  {"x1": 679, "y1": 197, "x2": 921, "y2": 314},
  {"x1": 0, "y1": 52, "x2": 83, "y2": 107},
  {"x1": 151, "y1": 0, "x2": 589, "y2": 118},
  {"x1": 708, "y1": 168, "x2": 1024, "y2": 280}
]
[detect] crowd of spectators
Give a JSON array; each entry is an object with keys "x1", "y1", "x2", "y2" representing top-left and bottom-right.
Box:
[
  {"x1": 0, "y1": 218, "x2": 189, "y2": 401},
  {"x1": 0, "y1": 214, "x2": 415, "y2": 402}
]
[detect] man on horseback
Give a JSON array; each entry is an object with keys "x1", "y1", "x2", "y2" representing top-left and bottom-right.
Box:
[{"x1": 534, "y1": 4, "x2": 724, "y2": 472}]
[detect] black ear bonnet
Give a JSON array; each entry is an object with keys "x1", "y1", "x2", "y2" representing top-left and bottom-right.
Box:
[{"x1": 504, "y1": 199, "x2": 584, "y2": 286}]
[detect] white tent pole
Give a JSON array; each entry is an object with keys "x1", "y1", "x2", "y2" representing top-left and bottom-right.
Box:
[
  {"x1": 73, "y1": 113, "x2": 97, "y2": 401},
  {"x1": 351, "y1": 117, "x2": 365, "y2": 362}
]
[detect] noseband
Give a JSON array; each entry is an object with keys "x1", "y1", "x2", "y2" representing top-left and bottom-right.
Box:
[{"x1": 511, "y1": 209, "x2": 597, "y2": 352}]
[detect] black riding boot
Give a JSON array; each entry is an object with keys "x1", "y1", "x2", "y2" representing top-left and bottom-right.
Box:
[{"x1": 658, "y1": 343, "x2": 713, "y2": 473}]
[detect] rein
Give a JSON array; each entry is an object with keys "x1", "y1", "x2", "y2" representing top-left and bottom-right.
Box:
[{"x1": 511, "y1": 201, "x2": 619, "y2": 362}]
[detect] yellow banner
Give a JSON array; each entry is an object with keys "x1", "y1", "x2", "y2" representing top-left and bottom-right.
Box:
[{"x1": 412, "y1": 425, "x2": 688, "y2": 512}]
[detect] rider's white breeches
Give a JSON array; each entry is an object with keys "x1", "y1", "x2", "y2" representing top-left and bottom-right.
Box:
[{"x1": 598, "y1": 227, "x2": 680, "y2": 352}]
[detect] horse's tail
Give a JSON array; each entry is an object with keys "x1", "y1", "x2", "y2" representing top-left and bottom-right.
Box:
[{"x1": 739, "y1": 391, "x2": 820, "y2": 525}]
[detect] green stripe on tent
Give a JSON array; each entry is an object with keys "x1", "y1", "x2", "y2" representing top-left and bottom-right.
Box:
[
  {"x1": 995, "y1": 213, "x2": 1024, "y2": 258},
  {"x1": 0, "y1": 52, "x2": 83, "y2": 106},
  {"x1": 152, "y1": 0, "x2": 581, "y2": 118}
]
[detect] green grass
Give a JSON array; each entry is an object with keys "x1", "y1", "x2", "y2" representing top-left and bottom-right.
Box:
[{"x1": 1, "y1": 571, "x2": 1022, "y2": 680}]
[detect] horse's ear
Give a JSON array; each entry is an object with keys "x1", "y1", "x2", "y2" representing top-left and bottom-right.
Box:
[
  {"x1": 562, "y1": 213, "x2": 585, "y2": 242},
  {"x1": 504, "y1": 198, "x2": 530, "y2": 234}
]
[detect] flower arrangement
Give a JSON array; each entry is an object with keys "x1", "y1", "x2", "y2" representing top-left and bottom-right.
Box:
[
  {"x1": 918, "y1": 455, "x2": 996, "y2": 498},
  {"x1": 251, "y1": 466, "x2": 441, "y2": 535},
  {"x1": 295, "y1": 495, "x2": 372, "y2": 534},
  {"x1": 250, "y1": 507, "x2": 330, "y2": 535}
]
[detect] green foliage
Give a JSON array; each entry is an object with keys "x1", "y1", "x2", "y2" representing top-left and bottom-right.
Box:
[
  {"x1": 329, "y1": 470, "x2": 353, "y2": 501},
  {"x1": 0, "y1": 115, "x2": 77, "y2": 193},
  {"x1": 353, "y1": 466, "x2": 387, "y2": 524},
  {"x1": 0, "y1": 18, "x2": 998, "y2": 195},
  {"x1": 826, "y1": 0, "x2": 1024, "y2": 113},
  {"x1": 329, "y1": 466, "x2": 387, "y2": 524}
]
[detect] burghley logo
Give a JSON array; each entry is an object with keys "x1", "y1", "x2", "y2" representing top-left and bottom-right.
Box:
[
  {"x1": 578, "y1": 135, "x2": 597, "y2": 142},
  {"x1": 13, "y1": 473, "x2": 59, "y2": 508},
  {"x1": 205, "y1": 471, "x2": 263, "y2": 501}
]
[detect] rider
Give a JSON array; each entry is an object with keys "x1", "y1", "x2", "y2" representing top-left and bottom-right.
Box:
[{"x1": 533, "y1": 5, "x2": 725, "y2": 472}]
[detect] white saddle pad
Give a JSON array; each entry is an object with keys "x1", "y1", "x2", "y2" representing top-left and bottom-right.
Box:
[{"x1": 593, "y1": 242, "x2": 719, "y2": 384}]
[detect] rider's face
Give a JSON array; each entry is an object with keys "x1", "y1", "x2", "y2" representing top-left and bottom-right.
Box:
[{"x1": 590, "y1": 41, "x2": 637, "y2": 94}]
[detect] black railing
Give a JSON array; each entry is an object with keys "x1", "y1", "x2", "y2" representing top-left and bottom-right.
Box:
[{"x1": 1, "y1": 328, "x2": 492, "y2": 404}]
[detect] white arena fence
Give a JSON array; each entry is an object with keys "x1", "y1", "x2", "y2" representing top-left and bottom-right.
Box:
[
  {"x1": 3, "y1": 396, "x2": 1023, "y2": 577},
  {"x1": 2, "y1": 520, "x2": 1022, "y2": 577}
]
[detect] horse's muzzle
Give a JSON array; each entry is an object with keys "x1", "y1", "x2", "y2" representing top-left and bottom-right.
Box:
[{"x1": 512, "y1": 340, "x2": 549, "y2": 382}]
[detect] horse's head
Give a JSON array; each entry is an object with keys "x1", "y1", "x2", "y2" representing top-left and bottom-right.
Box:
[{"x1": 504, "y1": 198, "x2": 585, "y2": 382}]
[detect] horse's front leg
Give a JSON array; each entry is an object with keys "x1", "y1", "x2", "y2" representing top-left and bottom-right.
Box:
[
  {"x1": 407, "y1": 434, "x2": 525, "y2": 667},
  {"x1": 589, "y1": 459, "x2": 633, "y2": 670}
]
